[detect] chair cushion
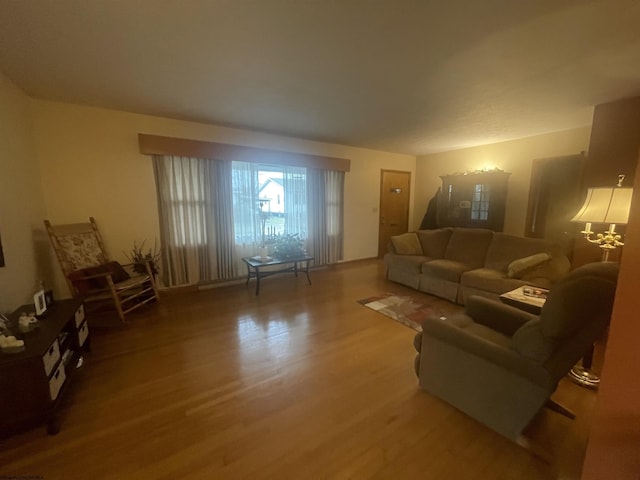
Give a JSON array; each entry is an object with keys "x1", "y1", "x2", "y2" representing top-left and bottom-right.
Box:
[
  {"x1": 540, "y1": 272, "x2": 616, "y2": 339},
  {"x1": 416, "y1": 228, "x2": 452, "y2": 259},
  {"x1": 507, "y1": 253, "x2": 551, "y2": 279},
  {"x1": 391, "y1": 233, "x2": 423, "y2": 255},
  {"x1": 57, "y1": 232, "x2": 108, "y2": 270},
  {"x1": 68, "y1": 261, "x2": 131, "y2": 295},
  {"x1": 511, "y1": 318, "x2": 555, "y2": 364}
]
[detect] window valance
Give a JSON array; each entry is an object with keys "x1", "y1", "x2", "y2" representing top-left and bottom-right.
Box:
[{"x1": 138, "y1": 134, "x2": 351, "y2": 172}]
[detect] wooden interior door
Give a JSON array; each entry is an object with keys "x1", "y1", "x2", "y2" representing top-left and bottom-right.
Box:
[{"x1": 378, "y1": 170, "x2": 411, "y2": 257}]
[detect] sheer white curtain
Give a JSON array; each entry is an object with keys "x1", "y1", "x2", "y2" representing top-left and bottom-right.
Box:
[
  {"x1": 231, "y1": 161, "x2": 260, "y2": 267},
  {"x1": 282, "y1": 165, "x2": 307, "y2": 238}
]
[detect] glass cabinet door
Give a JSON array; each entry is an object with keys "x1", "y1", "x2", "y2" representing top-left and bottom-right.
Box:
[{"x1": 438, "y1": 172, "x2": 510, "y2": 231}]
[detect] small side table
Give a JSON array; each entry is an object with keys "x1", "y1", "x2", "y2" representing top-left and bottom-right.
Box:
[
  {"x1": 499, "y1": 286, "x2": 547, "y2": 315},
  {"x1": 242, "y1": 255, "x2": 314, "y2": 295}
]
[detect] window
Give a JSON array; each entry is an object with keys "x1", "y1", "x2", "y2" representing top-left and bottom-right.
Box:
[
  {"x1": 232, "y1": 162, "x2": 307, "y2": 247},
  {"x1": 471, "y1": 183, "x2": 490, "y2": 220},
  {"x1": 153, "y1": 154, "x2": 344, "y2": 287}
]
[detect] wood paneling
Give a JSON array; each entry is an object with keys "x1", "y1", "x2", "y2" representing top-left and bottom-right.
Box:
[
  {"x1": 138, "y1": 134, "x2": 351, "y2": 172},
  {"x1": 0, "y1": 260, "x2": 599, "y2": 479},
  {"x1": 582, "y1": 97, "x2": 640, "y2": 188},
  {"x1": 581, "y1": 154, "x2": 640, "y2": 480},
  {"x1": 573, "y1": 96, "x2": 640, "y2": 266},
  {"x1": 524, "y1": 153, "x2": 584, "y2": 258}
]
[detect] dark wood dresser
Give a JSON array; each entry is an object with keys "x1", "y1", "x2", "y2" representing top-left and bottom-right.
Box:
[{"x1": 0, "y1": 298, "x2": 89, "y2": 436}]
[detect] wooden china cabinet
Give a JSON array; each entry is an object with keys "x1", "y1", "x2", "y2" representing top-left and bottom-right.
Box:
[{"x1": 438, "y1": 171, "x2": 511, "y2": 231}]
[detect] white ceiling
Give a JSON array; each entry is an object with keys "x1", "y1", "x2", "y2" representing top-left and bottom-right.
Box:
[{"x1": 1, "y1": 0, "x2": 640, "y2": 155}]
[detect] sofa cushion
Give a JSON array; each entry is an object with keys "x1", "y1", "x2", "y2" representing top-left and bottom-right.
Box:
[
  {"x1": 444, "y1": 228, "x2": 494, "y2": 268},
  {"x1": 386, "y1": 254, "x2": 430, "y2": 274},
  {"x1": 390, "y1": 232, "x2": 423, "y2": 255},
  {"x1": 416, "y1": 228, "x2": 452, "y2": 259},
  {"x1": 507, "y1": 253, "x2": 551, "y2": 279},
  {"x1": 484, "y1": 233, "x2": 552, "y2": 272},
  {"x1": 422, "y1": 259, "x2": 471, "y2": 283},
  {"x1": 460, "y1": 268, "x2": 524, "y2": 294}
]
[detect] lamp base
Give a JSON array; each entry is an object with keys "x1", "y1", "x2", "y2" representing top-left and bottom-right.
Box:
[{"x1": 569, "y1": 366, "x2": 600, "y2": 388}]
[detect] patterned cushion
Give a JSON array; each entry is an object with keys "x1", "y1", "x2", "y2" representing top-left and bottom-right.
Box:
[{"x1": 57, "y1": 233, "x2": 108, "y2": 270}]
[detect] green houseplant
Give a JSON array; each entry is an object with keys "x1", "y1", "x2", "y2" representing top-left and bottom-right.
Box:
[
  {"x1": 271, "y1": 233, "x2": 306, "y2": 259},
  {"x1": 124, "y1": 240, "x2": 160, "y2": 276}
]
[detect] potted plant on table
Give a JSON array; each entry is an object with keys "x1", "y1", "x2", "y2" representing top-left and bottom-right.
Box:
[{"x1": 271, "y1": 233, "x2": 306, "y2": 260}]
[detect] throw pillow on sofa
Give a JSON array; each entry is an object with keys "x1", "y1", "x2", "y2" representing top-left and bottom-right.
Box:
[
  {"x1": 391, "y1": 232, "x2": 423, "y2": 255},
  {"x1": 507, "y1": 253, "x2": 551, "y2": 279}
]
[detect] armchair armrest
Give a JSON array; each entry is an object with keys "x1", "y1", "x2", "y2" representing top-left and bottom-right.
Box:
[
  {"x1": 465, "y1": 296, "x2": 537, "y2": 337},
  {"x1": 421, "y1": 315, "x2": 550, "y2": 388}
]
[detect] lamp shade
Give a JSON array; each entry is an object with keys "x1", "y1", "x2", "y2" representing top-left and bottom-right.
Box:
[{"x1": 571, "y1": 187, "x2": 633, "y2": 224}]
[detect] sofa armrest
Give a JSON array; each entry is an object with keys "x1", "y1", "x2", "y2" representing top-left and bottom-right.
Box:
[
  {"x1": 421, "y1": 315, "x2": 550, "y2": 387},
  {"x1": 464, "y1": 295, "x2": 537, "y2": 337}
]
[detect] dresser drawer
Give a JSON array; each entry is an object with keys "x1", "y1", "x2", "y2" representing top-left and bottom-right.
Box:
[
  {"x1": 78, "y1": 321, "x2": 89, "y2": 347},
  {"x1": 74, "y1": 304, "x2": 85, "y2": 328},
  {"x1": 48, "y1": 362, "x2": 66, "y2": 401},
  {"x1": 42, "y1": 340, "x2": 60, "y2": 377}
]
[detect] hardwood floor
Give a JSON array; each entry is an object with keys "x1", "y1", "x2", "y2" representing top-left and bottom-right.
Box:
[{"x1": 0, "y1": 260, "x2": 597, "y2": 479}]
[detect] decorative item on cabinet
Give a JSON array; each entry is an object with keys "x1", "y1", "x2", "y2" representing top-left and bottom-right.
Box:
[{"x1": 438, "y1": 170, "x2": 511, "y2": 231}]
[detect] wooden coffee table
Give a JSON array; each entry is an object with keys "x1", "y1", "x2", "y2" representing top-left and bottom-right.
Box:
[{"x1": 242, "y1": 255, "x2": 314, "y2": 295}]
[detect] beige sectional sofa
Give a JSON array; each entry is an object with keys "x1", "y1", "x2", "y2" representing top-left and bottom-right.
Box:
[{"x1": 384, "y1": 227, "x2": 570, "y2": 305}]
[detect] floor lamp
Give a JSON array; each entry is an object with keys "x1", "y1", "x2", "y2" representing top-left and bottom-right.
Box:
[{"x1": 569, "y1": 174, "x2": 633, "y2": 387}]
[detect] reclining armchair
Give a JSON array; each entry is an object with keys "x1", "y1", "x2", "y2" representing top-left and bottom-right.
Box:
[{"x1": 413, "y1": 262, "x2": 619, "y2": 441}]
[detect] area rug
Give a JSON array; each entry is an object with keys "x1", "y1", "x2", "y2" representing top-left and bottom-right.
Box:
[{"x1": 358, "y1": 293, "x2": 440, "y2": 332}]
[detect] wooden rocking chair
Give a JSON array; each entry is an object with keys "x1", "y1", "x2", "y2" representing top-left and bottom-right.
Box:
[{"x1": 44, "y1": 217, "x2": 160, "y2": 323}]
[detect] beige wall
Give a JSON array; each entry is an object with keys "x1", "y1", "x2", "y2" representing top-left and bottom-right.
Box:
[
  {"x1": 414, "y1": 127, "x2": 592, "y2": 235},
  {"x1": 31, "y1": 100, "x2": 416, "y2": 295},
  {"x1": 0, "y1": 73, "x2": 49, "y2": 313}
]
